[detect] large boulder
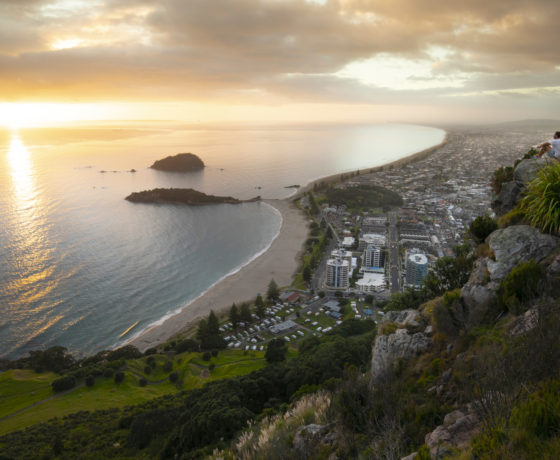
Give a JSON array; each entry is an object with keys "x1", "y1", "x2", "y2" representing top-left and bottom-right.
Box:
[
  {"x1": 461, "y1": 258, "x2": 498, "y2": 325},
  {"x1": 425, "y1": 406, "x2": 480, "y2": 459},
  {"x1": 371, "y1": 329, "x2": 431, "y2": 386},
  {"x1": 486, "y1": 225, "x2": 559, "y2": 281},
  {"x1": 513, "y1": 158, "x2": 546, "y2": 186},
  {"x1": 492, "y1": 181, "x2": 522, "y2": 216},
  {"x1": 380, "y1": 309, "x2": 422, "y2": 328}
]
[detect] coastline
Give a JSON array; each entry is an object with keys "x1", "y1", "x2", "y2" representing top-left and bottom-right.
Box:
[
  {"x1": 128, "y1": 198, "x2": 310, "y2": 351},
  {"x1": 127, "y1": 132, "x2": 447, "y2": 351},
  {"x1": 292, "y1": 133, "x2": 449, "y2": 199}
]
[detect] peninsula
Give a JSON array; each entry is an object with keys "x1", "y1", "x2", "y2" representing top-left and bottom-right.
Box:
[
  {"x1": 125, "y1": 188, "x2": 260, "y2": 205},
  {"x1": 150, "y1": 153, "x2": 204, "y2": 172}
]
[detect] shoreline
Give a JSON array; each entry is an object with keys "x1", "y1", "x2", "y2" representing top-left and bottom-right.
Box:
[
  {"x1": 128, "y1": 133, "x2": 448, "y2": 351},
  {"x1": 292, "y1": 133, "x2": 449, "y2": 199},
  {"x1": 128, "y1": 198, "x2": 310, "y2": 351}
]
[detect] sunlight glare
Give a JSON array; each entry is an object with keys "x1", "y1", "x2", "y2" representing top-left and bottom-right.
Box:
[
  {"x1": 8, "y1": 134, "x2": 35, "y2": 205},
  {"x1": 0, "y1": 103, "x2": 111, "y2": 128}
]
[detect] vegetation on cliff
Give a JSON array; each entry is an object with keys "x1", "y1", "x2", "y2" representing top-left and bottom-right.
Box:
[{"x1": 150, "y1": 153, "x2": 205, "y2": 172}]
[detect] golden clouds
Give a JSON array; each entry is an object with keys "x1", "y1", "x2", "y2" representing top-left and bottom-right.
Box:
[{"x1": 0, "y1": 0, "x2": 558, "y2": 121}]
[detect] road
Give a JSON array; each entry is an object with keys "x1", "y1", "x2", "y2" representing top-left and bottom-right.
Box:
[{"x1": 388, "y1": 211, "x2": 401, "y2": 293}]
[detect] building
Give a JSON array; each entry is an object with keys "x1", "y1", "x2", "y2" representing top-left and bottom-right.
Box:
[
  {"x1": 406, "y1": 252, "x2": 428, "y2": 287},
  {"x1": 362, "y1": 244, "x2": 385, "y2": 272},
  {"x1": 331, "y1": 248, "x2": 353, "y2": 270},
  {"x1": 326, "y1": 258, "x2": 349, "y2": 289},
  {"x1": 356, "y1": 272, "x2": 386, "y2": 293},
  {"x1": 269, "y1": 320, "x2": 298, "y2": 334},
  {"x1": 358, "y1": 233, "x2": 386, "y2": 250}
]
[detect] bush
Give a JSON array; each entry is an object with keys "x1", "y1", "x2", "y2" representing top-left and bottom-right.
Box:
[
  {"x1": 469, "y1": 215, "x2": 498, "y2": 243},
  {"x1": 51, "y1": 375, "x2": 76, "y2": 393},
  {"x1": 209, "y1": 364, "x2": 215, "y2": 372},
  {"x1": 520, "y1": 161, "x2": 560, "y2": 234},
  {"x1": 492, "y1": 165, "x2": 514, "y2": 194},
  {"x1": 497, "y1": 261, "x2": 544, "y2": 314},
  {"x1": 85, "y1": 375, "x2": 95, "y2": 387},
  {"x1": 144, "y1": 365, "x2": 152, "y2": 375},
  {"x1": 163, "y1": 361, "x2": 173, "y2": 373},
  {"x1": 114, "y1": 371, "x2": 125, "y2": 384},
  {"x1": 103, "y1": 368, "x2": 114, "y2": 378},
  {"x1": 202, "y1": 351, "x2": 211, "y2": 361},
  {"x1": 107, "y1": 345, "x2": 142, "y2": 361},
  {"x1": 175, "y1": 338, "x2": 199, "y2": 353},
  {"x1": 211, "y1": 349, "x2": 219, "y2": 357},
  {"x1": 265, "y1": 339, "x2": 287, "y2": 363},
  {"x1": 169, "y1": 371, "x2": 179, "y2": 383},
  {"x1": 139, "y1": 378, "x2": 147, "y2": 387}
]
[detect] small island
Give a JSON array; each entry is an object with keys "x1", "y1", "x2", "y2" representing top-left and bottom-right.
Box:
[
  {"x1": 125, "y1": 188, "x2": 260, "y2": 205},
  {"x1": 150, "y1": 153, "x2": 205, "y2": 172}
]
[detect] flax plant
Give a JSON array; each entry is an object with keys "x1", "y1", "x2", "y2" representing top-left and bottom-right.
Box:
[{"x1": 519, "y1": 161, "x2": 560, "y2": 235}]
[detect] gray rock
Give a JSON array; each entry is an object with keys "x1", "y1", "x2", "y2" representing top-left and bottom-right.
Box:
[
  {"x1": 380, "y1": 309, "x2": 421, "y2": 327},
  {"x1": 513, "y1": 158, "x2": 546, "y2": 186},
  {"x1": 293, "y1": 424, "x2": 329, "y2": 455},
  {"x1": 401, "y1": 453, "x2": 418, "y2": 460},
  {"x1": 545, "y1": 251, "x2": 560, "y2": 297},
  {"x1": 492, "y1": 181, "x2": 521, "y2": 216},
  {"x1": 509, "y1": 307, "x2": 539, "y2": 336},
  {"x1": 371, "y1": 329, "x2": 432, "y2": 386},
  {"x1": 425, "y1": 406, "x2": 480, "y2": 459},
  {"x1": 486, "y1": 225, "x2": 559, "y2": 281}
]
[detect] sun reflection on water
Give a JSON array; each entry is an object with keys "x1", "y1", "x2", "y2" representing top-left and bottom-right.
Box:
[{"x1": 8, "y1": 133, "x2": 35, "y2": 206}]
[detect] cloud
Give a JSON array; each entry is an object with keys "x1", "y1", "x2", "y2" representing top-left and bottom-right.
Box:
[{"x1": 0, "y1": 0, "x2": 559, "y2": 117}]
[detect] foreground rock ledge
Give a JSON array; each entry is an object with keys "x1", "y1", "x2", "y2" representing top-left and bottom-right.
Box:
[{"x1": 125, "y1": 188, "x2": 260, "y2": 205}]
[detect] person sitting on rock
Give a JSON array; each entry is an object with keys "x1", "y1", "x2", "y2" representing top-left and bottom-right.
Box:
[{"x1": 536, "y1": 131, "x2": 560, "y2": 159}]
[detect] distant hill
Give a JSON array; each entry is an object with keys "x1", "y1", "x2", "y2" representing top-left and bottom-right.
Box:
[{"x1": 150, "y1": 153, "x2": 205, "y2": 172}]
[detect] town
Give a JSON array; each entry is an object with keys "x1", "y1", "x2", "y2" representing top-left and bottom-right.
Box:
[{"x1": 218, "y1": 124, "x2": 553, "y2": 351}]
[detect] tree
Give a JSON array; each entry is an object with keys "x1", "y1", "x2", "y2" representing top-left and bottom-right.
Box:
[
  {"x1": 240, "y1": 303, "x2": 252, "y2": 324},
  {"x1": 267, "y1": 279, "x2": 280, "y2": 303},
  {"x1": 114, "y1": 371, "x2": 125, "y2": 384},
  {"x1": 303, "y1": 265, "x2": 312, "y2": 283},
  {"x1": 265, "y1": 339, "x2": 287, "y2": 363},
  {"x1": 255, "y1": 294, "x2": 266, "y2": 318},
  {"x1": 207, "y1": 310, "x2": 220, "y2": 335},
  {"x1": 229, "y1": 303, "x2": 240, "y2": 328}
]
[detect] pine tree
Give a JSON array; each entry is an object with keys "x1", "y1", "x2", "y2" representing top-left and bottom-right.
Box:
[
  {"x1": 229, "y1": 303, "x2": 240, "y2": 328},
  {"x1": 240, "y1": 303, "x2": 252, "y2": 324},
  {"x1": 267, "y1": 279, "x2": 280, "y2": 303},
  {"x1": 255, "y1": 294, "x2": 266, "y2": 318},
  {"x1": 207, "y1": 310, "x2": 220, "y2": 336}
]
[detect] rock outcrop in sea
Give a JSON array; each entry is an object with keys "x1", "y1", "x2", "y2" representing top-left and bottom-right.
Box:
[{"x1": 150, "y1": 153, "x2": 205, "y2": 172}]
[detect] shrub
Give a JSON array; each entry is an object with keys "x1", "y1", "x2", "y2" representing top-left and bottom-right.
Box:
[
  {"x1": 175, "y1": 338, "x2": 199, "y2": 353},
  {"x1": 114, "y1": 371, "x2": 125, "y2": 384},
  {"x1": 209, "y1": 364, "x2": 215, "y2": 372},
  {"x1": 497, "y1": 261, "x2": 544, "y2": 315},
  {"x1": 202, "y1": 351, "x2": 211, "y2": 361},
  {"x1": 163, "y1": 361, "x2": 173, "y2": 373},
  {"x1": 144, "y1": 365, "x2": 151, "y2": 375},
  {"x1": 498, "y1": 207, "x2": 526, "y2": 228},
  {"x1": 169, "y1": 371, "x2": 179, "y2": 383},
  {"x1": 492, "y1": 165, "x2": 514, "y2": 194},
  {"x1": 520, "y1": 161, "x2": 560, "y2": 234},
  {"x1": 510, "y1": 381, "x2": 560, "y2": 438},
  {"x1": 139, "y1": 378, "x2": 147, "y2": 387},
  {"x1": 85, "y1": 375, "x2": 95, "y2": 387},
  {"x1": 103, "y1": 368, "x2": 114, "y2": 378},
  {"x1": 469, "y1": 215, "x2": 498, "y2": 243},
  {"x1": 211, "y1": 349, "x2": 219, "y2": 357},
  {"x1": 51, "y1": 375, "x2": 76, "y2": 393},
  {"x1": 106, "y1": 345, "x2": 142, "y2": 361}
]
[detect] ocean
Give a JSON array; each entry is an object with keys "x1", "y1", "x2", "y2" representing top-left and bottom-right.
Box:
[{"x1": 0, "y1": 123, "x2": 445, "y2": 359}]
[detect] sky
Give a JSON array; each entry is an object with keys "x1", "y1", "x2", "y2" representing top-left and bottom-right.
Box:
[{"x1": 0, "y1": 0, "x2": 559, "y2": 126}]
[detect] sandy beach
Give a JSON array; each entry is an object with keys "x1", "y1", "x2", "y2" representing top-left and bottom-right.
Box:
[{"x1": 129, "y1": 198, "x2": 310, "y2": 351}]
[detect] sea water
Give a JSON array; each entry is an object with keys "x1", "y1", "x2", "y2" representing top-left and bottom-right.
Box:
[{"x1": 0, "y1": 123, "x2": 444, "y2": 359}]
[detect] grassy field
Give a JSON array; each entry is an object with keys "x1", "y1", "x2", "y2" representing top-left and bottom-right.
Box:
[{"x1": 0, "y1": 349, "x2": 268, "y2": 436}]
